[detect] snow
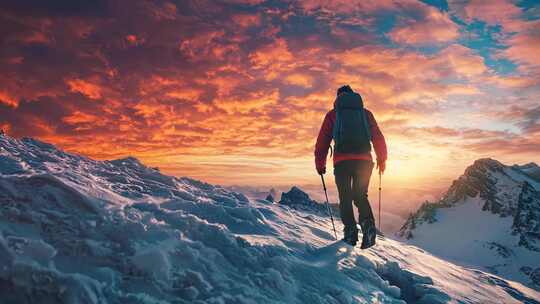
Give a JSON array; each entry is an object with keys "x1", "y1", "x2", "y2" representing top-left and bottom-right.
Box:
[
  {"x1": 399, "y1": 159, "x2": 540, "y2": 293},
  {"x1": 404, "y1": 195, "x2": 539, "y2": 281},
  {"x1": 506, "y1": 166, "x2": 540, "y2": 191},
  {"x1": 1, "y1": 134, "x2": 539, "y2": 303}
]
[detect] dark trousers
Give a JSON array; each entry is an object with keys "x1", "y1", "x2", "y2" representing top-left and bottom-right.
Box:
[{"x1": 334, "y1": 160, "x2": 375, "y2": 231}]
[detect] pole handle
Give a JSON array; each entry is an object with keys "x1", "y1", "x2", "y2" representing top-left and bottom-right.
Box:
[{"x1": 320, "y1": 174, "x2": 326, "y2": 190}]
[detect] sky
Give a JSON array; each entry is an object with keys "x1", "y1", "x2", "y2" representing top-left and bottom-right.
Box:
[{"x1": 1, "y1": 0, "x2": 539, "y2": 192}]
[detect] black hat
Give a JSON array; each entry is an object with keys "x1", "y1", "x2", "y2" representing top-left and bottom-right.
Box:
[{"x1": 337, "y1": 85, "x2": 353, "y2": 96}]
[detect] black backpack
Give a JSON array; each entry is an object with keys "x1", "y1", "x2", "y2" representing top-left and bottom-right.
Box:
[{"x1": 332, "y1": 92, "x2": 372, "y2": 153}]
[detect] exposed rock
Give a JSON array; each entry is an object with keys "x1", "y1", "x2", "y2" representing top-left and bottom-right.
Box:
[
  {"x1": 484, "y1": 242, "x2": 514, "y2": 258},
  {"x1": 513, "y1": 182, "x2": 540, "y2": 251},
  {"x1": 530, "y1": 268, "x2": 540, "y2": 287},
  {"x1": 280, "y1": 186, "x2": 317, "y2": 205},
  {"x1": 513, "y1": 163, "x2": 540, "y2": 182},
  {"x1": 279, "y1": 186, "x2": 327, "y2": 213},
  {"x1": 398, "y1": 158, "x2": 540, "y2": 252}
]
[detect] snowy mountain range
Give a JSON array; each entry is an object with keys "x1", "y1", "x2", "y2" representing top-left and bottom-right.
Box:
[
  {"x1": 398, "y1": 158, "x2": 540, "y2": 291},
  {"x1": 1, "y1": 134, "x2": 539, "y2": 303}
]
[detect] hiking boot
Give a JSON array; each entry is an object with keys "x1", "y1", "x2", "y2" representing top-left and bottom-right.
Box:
[
  {"x1": 360, "y1": 219, "x2": 376, "y2": 249},
  {"x1": 342, "y1": 225, "x2": 358, "y2": 246}
]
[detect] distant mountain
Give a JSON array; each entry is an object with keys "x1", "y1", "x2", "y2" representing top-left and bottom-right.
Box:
[
  {"x1": 278, "y1": 186, "x2": 341, "y2": 216},
  {"x1": 269, "y1": 188, "x2": 278, "y2": 200},
  {"x1": 398, "y1": 158, "x2": 540, "y2": 290},
  {"x1": 226, "y1": 185, "x2": 282, "y2": 202}
]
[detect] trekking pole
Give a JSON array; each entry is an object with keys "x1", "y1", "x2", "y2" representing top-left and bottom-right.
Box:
[
  {"x1": 378, "y1": 171, "x2": 382, "y2": 232},
  {"x1": 320, "y1": 174, "x2": 338, "y2": 240}
]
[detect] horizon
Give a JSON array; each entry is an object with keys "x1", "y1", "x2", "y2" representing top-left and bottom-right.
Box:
[
  {"x1": 2, "y1": 130, "x2": 530, "y2": 234},
  {"x1": 3, "y1": 131, "x2": 533, "y2": 234},
  {"x1": 1, "y1": 0, "x2": 539, "y2": 194}
]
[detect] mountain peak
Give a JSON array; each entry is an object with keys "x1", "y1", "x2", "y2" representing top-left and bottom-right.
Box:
[
  {"x1": 467, "y1": 158, "x2": 505, "y2": 174},
  {"x1": 521, "y1": 162, "x2": 539, "y2": 169},
  {"x1": 20, "y1": 137, "x2": 59, "y2": 151},
  {"x1": 110, "y1": 156, "x2": 143, "y2": 167},
  {"x1": 280, "y1": 186, "x2": 315, "y2": 205},
  {"x1": 398, "y1": 157, "x2": 540, "y2": 289}
]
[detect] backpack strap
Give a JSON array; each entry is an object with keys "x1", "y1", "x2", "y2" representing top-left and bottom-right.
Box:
[
  {"x1": 332, "y1": 109, "x2": 341, "y2": 140},
  {"x1": 362, "y1": 110, "x2": 372, "y2": 141}
]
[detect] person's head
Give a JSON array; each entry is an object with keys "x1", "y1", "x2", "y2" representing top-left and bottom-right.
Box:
[{"x1": 337, "y1": 85, "x2": 353, "y2": 96}]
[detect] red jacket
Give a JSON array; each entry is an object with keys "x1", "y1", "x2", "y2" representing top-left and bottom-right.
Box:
[{"x1": 314, "y1": 108, "x2": 387, "y2": 172}]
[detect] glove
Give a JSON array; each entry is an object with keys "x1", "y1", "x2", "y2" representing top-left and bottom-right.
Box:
[
  {"x1": 376, "y1": 160, "x2": 386, "y2": 174},
  {"x1": 317, "y1": 166, "x2": 326, "y2": 175}
]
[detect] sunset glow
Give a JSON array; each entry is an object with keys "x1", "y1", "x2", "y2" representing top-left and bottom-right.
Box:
[{"x1": 1, "y1": 0, "x2": 539, "y2": 190}]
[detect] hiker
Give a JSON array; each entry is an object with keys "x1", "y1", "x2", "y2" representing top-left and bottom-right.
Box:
[{"x1": 314, "y1": 85, "x2": 387, "y2": 248}]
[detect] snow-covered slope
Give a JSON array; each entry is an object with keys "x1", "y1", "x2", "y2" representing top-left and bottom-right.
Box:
[
  {"x1": 1, "y1": 135, "x2": 539, "y2": 303},
  {"x1": 398, "y1": 158, "x2": 540, "y2": 291}
]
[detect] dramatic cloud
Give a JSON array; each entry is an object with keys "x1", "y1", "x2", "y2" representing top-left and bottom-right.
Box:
[
  {"x1": 450, "y1": 0, "x2": 540, "y2": 77},
  {"x1": 0, "y1": 0, "x2": 538, "y2": 188},
  {"x1": 503, "y1": 20, "x2": 540, "y2": 70},
  {"x1": 0, "y1": 90, "x2": 18, "y2": 107},
  {"x1": 389, "y1": 5, "x2": 459, "y2": 45},
  {"x1": 66, "y1": 78, "x2": 103, "y2": 100},
  {"x1": 451, "y1": 0, "x2": 524, "y2": 32}
]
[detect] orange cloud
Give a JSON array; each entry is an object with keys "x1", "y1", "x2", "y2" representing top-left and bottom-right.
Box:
[
  {"x1": 62, "y1": 111, "x2": 96, "y2": 124},
  {"x1": 456, "y1": 0, "x2": 523, "y2": 30},
  {"x1": 285, "y1": 73, "x2": 314, "y2": 88},
  {"x1": 502, "y1": 20, "x2": 540, "y2": 69},
  {"x1": 62, "y1": 111, "x2": 106, "y2": 131},
  {"x1": 389, "y1": 7, "x2": 459, "y2": 45},
  {"x1": 179, "y1": 30, "x2": 240, "y2": 61},
  {"x1": 331, "y1": 44, "x2": 487, "y2": 107},
  {"x1": 337, "y1": 44, "x2": 486, "y2": 81},
  {"x1": 299, "y1": 0, "x2": 396, "y2": 15},
  {"x1": 0, "y1": 90, "x2": 18, "y2": 107},
  {"x1": 450, "y1": 0, "x2": 539, "y2": 78},
  {"x1": 166, "y1": 89, "x2": 202, "y2": 101},
  {"x1": 217, "y1": 90, "x2": 280, "y2": 114},
  {"x1": 249, "y1": 38, "x2": 295, "y2": 79},
  {"x1": 232, "y1": 13, "x2": 261, "y2": 28},
  {"x1": 439, "y1": 45, "x2": 486, "y2": 77},
  {"x1": 66, "y1": 79, "x2": 102, "y2": 100},
  {"x1": 483, "y1": 74, "x2": 538, "y2": 88}
]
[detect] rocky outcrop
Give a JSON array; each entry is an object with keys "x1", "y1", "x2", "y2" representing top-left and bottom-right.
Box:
[
  {"x1": 280, "y1": 186, "x2": 318, "y2": 205},
  {"x1": 398, "y1": 158, "x2": 540, "y2": 251},
  {"x1": 442, "y1": 158, "x2": 509, "y2": 215},
  {"x1": 513, "y1": 182, "x2": 540, "y2": 251},
  {"x1": 397, "y1": 158, "x2": 540, "y2": 290},
  {"x1": 279, "y1": 186, "x2": 327, "y2": 213}
]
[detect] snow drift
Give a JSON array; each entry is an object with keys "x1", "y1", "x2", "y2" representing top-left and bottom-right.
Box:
[{"x1": 1, "y1": 134, "x2": 539, "y2": 303}]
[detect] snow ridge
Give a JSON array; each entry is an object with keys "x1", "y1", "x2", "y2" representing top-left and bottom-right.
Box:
[{"x1": 1, "y1": 134, "x2": 539, "y2": 303}]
